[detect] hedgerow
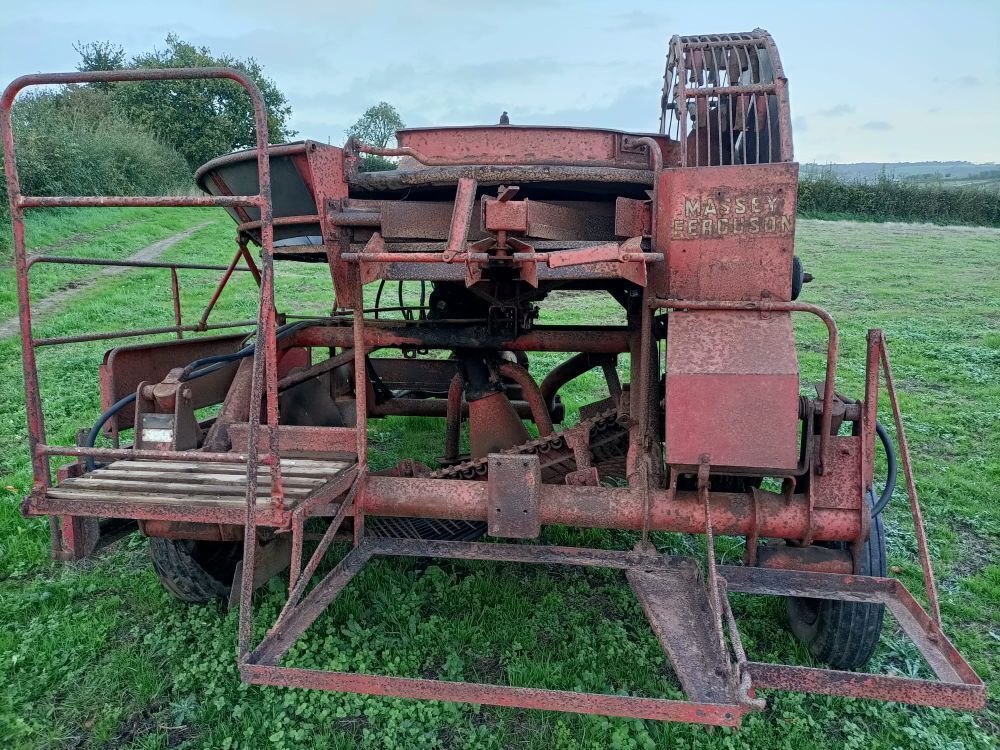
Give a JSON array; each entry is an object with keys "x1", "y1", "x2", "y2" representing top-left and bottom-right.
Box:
[
  {"x1": 797, "y1": 172, "x2": 1000, "y2": 227},
  {"x1": 0, "y1": 87, "x2": 190, "y2": 244}
]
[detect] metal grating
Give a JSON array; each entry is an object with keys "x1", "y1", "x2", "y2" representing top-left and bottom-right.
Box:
[{"x1": 661, "y1": 29, "x2": 792, "y2": 167}]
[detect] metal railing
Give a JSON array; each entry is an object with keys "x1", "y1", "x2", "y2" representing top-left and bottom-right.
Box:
[{"x1": 1, "y1": 67, "x2": 280, "y2": 556}]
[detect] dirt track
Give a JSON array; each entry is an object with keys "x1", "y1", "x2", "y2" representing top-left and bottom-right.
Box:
[{"x1": 0, "y1": 221, "x2": 211, "y2": 339}]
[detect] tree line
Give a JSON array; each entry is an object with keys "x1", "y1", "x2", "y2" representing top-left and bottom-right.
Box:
[{"x1": 0, "y1": 35, "x2": 408, "y2": 247}]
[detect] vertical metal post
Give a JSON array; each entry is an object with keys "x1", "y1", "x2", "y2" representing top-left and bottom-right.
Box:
[
  {"x1": 236, "y1": 74, "x2": 277, "y2": 660},
  {"x1": 352, "y1": 279, "x2": 369, "y2": 544},
  {"x1": 628, "y1": 138, "x2": 662, "y2": 492},
  {"x1": 862, "y1": 330, "x2": 881, "y2": 498},
  {"x1": 677, "y1": 39, "x2": 688, "y2": 167},
  {"x1": 0, "y1": 81, "x2": 60, "y2": 554},
  {"x1": 170, "y1": 267, "x2": 183, "y2": 338}
]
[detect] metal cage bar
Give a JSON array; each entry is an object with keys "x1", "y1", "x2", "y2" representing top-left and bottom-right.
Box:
[{"x1": 1, "y1": 67, "x2": 278, "y2": 556}]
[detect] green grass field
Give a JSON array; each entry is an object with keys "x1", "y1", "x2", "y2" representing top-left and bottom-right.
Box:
[{"x1": 0, "y1": 209, "x2": 997, "y2": 749}]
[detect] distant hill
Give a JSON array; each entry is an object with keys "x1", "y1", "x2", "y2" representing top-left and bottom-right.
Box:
[{"x1": 801, "y1": 161, "x2": 1000, "y2": 190}]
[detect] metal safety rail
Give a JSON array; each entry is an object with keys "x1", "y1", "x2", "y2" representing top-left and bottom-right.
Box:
[{"x1": 1, "y1": 67, "x2": 281, "y2": 558}]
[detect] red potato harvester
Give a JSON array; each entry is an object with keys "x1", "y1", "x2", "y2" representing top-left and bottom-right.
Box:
[{"x1": 2, "y1": 29, "x2": 985, "y2": 726}]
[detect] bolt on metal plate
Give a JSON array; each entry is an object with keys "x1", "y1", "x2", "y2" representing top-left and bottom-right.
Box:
[{"x1": 487, "y1": 453, "x2": 541, "y2": 538}]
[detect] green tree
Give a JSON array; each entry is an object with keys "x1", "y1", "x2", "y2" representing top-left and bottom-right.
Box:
[
  {"x1": 347, "y1": 102, "x2": 404, "y2": 171},
  {"x1": 75, "y1": 34, "x2": 296, "y2": 168},
  {"x1": 74, "y1": 41, "x2": 125, "y2": 72}
]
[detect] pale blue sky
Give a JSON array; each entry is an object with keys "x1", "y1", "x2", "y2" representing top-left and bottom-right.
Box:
[{"x1": 1, "y1": 0, "x2": 997, "y2": 164}]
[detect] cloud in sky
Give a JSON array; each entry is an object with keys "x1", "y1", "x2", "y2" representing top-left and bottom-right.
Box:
[
  {"x1": 817, "y1": 104, "x2": 855, "y2": 117},
  {"x1": 611, "y1": 9, "x2": 672, "y2": 31},
  {"x1": 0, "y1": 0, "x2": 997, "y2": 163}
]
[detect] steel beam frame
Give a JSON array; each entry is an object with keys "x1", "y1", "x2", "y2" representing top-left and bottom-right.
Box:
[
  {"x1": 233, "y1": 326, "x2": 983, "y2": 721},
  {"x1": 236, "y1": 534, "x2": 984, "y2": 724}
]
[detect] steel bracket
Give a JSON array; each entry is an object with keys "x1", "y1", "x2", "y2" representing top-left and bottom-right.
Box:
[{"x1": 487, "y1": 453, "x2": 541, "y2": 538}]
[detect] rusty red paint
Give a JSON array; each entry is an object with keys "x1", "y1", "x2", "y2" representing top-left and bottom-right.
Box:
[
  {"x1": 756, "y1": 542, "x2": 853, "y2": 574},
  {"x1": 363, "y1": 476, "x2": 863, "y2": 541},
  {"x1": 653, "y1": 298, "x2": 839, "y2": 473},
  {"x1": 241, "y1": 663, "x2": 746, "y2": 726},
  {"x1": 3, "y1": 30, "x2": 982, "y2": 725},
  {"x1": 353, "y1": 126, "x2": 676, "y2": 170},
  {"x1": 496, "y1": 361, "x2": 553, "y2": 436}
]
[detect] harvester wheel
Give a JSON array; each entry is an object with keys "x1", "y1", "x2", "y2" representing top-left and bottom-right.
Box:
[
  {"x1": 785, "y1": 508, "x2": 887, "y2": 670},
  {"x1": 148, "y1": 537, "x2": 242, "y2": 603}
]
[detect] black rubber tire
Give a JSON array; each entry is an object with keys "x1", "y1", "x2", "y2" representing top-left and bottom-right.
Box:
[
  {"x1": 791, "y1": 255, "x2": 805, "y2": 300},
  {"x1": 148, "y1": 537, "x2": 242, "y2": 603},
  {"x1": 785, "y1": 509, "x2": 887, "y2": 670}
]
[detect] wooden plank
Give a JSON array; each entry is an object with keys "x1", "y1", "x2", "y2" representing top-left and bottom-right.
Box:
[
  {"x1": 107, "y1": 458, "x2": 350, "y2": 470},
  {"x1": 102, "y1": 466, "x2": 346, "y2": 480},
  {"x1": 63, "y1": 476, "x2": 313, "y2": 498},
  {"x1": 108, "y1": 459, "x2": 351, "y2": 476},
  {"x1": 47, "y1": 488, "x2": 278, "y2": 507},
  {"x1": 89, "y1": 469, "x2": 323, "y2": 489},
  {"x1": 114, "y1": 451, "x2": 348, "y2": 468},
  {"x1": 37, "y1": 495, "x2": 262, "y2": 525}
]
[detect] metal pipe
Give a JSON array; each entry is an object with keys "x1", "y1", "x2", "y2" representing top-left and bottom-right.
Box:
[
  {"x1": 33, "y1": 319, "x2": 257, "y2": 347},
  {"x1": 169, "y1": 268, "x2": 182, "y2": 340},
  {"x1": 19, "y1": 195, "x2": 259, "y2": 209},
  {"x1": 877, "y1": 332, "x2": 942, "y2": 627},
  {"x1": 288, "y1": 324, "x2": 632, "y2": 354},
  {"x1": 341, "y1": 252, "x2": 491, "y2": 263},
  {"x1": 240, "y1": 241, "x2": 262, "y2": 285},
  {"x1": 349, "y1": 141, "x2": 459, "y2": 167},
  {"x1": 444, "y1": 373, "x2": 464, "y2": 461},
  {"x1": 351, "y1": 285, "x2": 370, "y2": 544},
  {"x1": 540, "y1": 352, "x2": 617, "y2": 411},
  {"x1": 510, "y1": 252, "x2": 663, "y2": 265},
  {"x1": 199, "y1": 241, "x2": 250, "y2": 328},
  {"x1": 497, "y1": 361, "x2": 553, "y2": 436},
  {"x1": 364, "y1": 477, "x2": 862, "y2": 542},
  {"x1": 238, "y1": 214, "x2": 322, "y2": 232},
  {"x1": 1, "y1": 82, "x2": 50, "y2": 514},
  {"x1": 623, "y1": 135, "x2": 664, "y2": 173},
  {"x1": 27, "y1": 256, "x2": 252, "y2": 272},
  {"x1": 326, "y1": 211, "x2": 380, "y2": 227},
  {"x1": 371, "y1": 397, "x2": 539, "y2": 420},
  {"x1": 276, "y1": 349, "x2": 355, "y2": 391}
]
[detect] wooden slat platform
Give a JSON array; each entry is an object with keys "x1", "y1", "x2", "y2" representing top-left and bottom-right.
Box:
[{"x1": 43, "y1": 457, "x2": 354, "y2": 523}]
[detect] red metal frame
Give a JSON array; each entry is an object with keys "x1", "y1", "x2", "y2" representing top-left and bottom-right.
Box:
[
  {"x1": 1, "y1": 67, "x2": 279, "y2": 557},
  {"x1": 231, "y1": 329, "x2": 982, "y2": 722},
  {"x1": 4, "y1": 28, "x2": 985, "y2": 726}
]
